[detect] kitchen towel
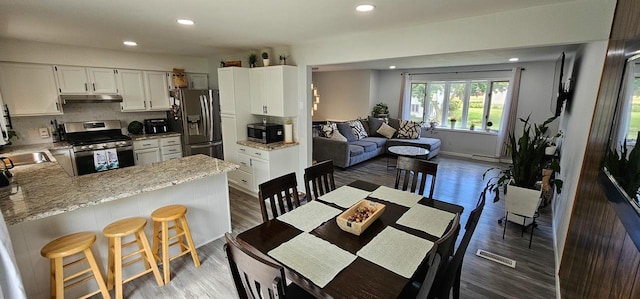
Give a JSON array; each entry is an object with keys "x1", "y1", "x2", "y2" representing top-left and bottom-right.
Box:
[
  {"x1": 105, "y1": 149, "x2": 119, "y2": 170},
  {"x1": 93, "y1": 150, "x2": 108, "y2": 172}
]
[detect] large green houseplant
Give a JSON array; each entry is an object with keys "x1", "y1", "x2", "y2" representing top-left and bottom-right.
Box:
[{"x1": 484, "y1": 115, "x2": 563, "y2": 202}]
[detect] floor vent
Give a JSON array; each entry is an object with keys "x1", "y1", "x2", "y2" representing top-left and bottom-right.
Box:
[{"x1": 476, "y1": 249, "x2": 516, "y2": 268}]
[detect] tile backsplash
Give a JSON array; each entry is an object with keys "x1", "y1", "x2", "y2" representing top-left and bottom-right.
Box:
[{"x1": 10, "y1": 102, "x2": 166, "y2": 145}]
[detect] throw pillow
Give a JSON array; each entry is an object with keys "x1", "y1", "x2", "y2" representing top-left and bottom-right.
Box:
[
  {"x1": 349, "y1": 120, "x2": 368, "y2": 140},
  {"x1": 336, "y1": 122, "x2": 357, "y2": 142},
  {"x1": 368, "y1": 116, "x2": 385, "y2": 137},
  {"x1": 319, "y1": 123, "x2": 337, "y2": 137},
  {"x1": 359, "y1": 118, "x2": 370, "y2": 136},
  {"x1": 388, "y1": 118, "x2": 401, "y2": 130},
  {"x1": 397, "y1": 120, "x2": 421, "y2": 139},
  {"x1": 329, "y1": 129, "x2": 348, "y2": 142},
  {"x1": 377, "y1": 123, "x2": 397, "y2": 139}
]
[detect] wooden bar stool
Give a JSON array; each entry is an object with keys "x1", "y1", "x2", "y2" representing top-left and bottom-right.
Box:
[
  {"x1": 151, "y1": 204, "x2": 200, "y2": 283},
  {"x1": 103, "y1": 217, "x2": 164, "y2": 299},
  {"x1": 40, "y1": 232, "x2": 111, "y2": 299}
]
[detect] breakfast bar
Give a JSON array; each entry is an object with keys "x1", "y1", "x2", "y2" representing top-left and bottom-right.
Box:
[{"x1": 0, "y1": 149, "x2": 238, "y2": 299}]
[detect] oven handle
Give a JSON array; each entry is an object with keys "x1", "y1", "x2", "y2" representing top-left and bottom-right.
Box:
[{"x1": 73, "y1": 146, "x2": 134, "y2": 157}]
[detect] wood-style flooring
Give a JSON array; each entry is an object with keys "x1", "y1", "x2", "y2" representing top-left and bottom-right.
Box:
[{"x1": 108, "y1": 155, "x2": 556, "y2": 298}]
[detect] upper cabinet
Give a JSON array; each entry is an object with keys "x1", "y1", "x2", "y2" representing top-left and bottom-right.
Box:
[
  {"x1": 249, "y1": 66, "x2": 297, "y2": 117},
  {"x1": 187, "y1": 73, "x2": 208, "y2": 89},
  {"x1": 54, "y1": 66, "x2": 118, "y2": 94},
  {"x1": 0, "y1": 63, "x2": 62, "y2": 116},
  {"x1": 218, "y1": 67, "x2": 250, "y2": 115},
  {"x1": 119, "y1": 69, "x2": 171, "y2": 112}
]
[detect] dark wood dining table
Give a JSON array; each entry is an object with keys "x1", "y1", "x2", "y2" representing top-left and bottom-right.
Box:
[{"x1": 236, "y1": 180, "x2": 464, "y2": 299}]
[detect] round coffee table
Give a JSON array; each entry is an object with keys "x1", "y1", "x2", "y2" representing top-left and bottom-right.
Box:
[{"x1": 387, "y1": 145, "x2": 430, "y2": 168}]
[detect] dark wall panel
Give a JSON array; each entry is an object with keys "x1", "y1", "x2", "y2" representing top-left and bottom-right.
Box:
[{"x1": 559, "y1": 0, "x2": 640, "y2": 298}]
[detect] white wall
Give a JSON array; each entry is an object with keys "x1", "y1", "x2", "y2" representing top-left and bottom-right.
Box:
[
  {"x1": 311, "y1": 70, "x2": 373, "y2": 121},
  {"x1": 553, "y1": 40, "x2": 608, "y2": 273}
]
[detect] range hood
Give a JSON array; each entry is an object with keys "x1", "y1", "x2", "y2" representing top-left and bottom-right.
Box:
[{"x1": 60, "y1": 94, "x2": 123, "y2": 104}]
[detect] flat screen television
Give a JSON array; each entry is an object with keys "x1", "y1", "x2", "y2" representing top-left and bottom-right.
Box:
[{"x1": 551, "y1": 52, "x2": 572, "y2": 116}]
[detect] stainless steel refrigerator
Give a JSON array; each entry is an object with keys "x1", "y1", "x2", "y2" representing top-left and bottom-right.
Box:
[{"x1": 168, "y1": 89, "x2": 223, "y2": 159}]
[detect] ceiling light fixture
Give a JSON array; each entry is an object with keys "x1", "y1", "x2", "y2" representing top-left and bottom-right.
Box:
[
  {"x1": 389, "y1": 66, "x2": 396, "y2": 69},
  {"x1": 355, "y1": 4, "x2": 375, "y2": 12},
  {"x1": 177, "y1": 19, "x2": 194, "y2": 25},
  {"x1": 123, "y1": 41, "x2": 137, "y2": 46},
  {"x1": 509, "y1": 57, "x2": 519, "y2": 62}
]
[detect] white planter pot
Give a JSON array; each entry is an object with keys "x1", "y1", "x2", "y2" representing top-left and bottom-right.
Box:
[
  {"x1": 545, "y1": 145, "x2": 557, "y2": 155},
  {"x1": 263, "y1": 59, "x2": 270, "y2": 67},
  {"x1": 505, "y1": 184, "x2": 542, "y2": 226}
]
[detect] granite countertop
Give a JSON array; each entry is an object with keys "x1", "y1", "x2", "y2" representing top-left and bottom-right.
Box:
[
  {"x1": 129, "y1": 132, "x2": 182, "y2": 141},
  {"x1": 0, "y1": 144, "x2": 238, "y2": 225},
  {"x1": 237, "y1": 140, "x2": 298, "y2": 151}
]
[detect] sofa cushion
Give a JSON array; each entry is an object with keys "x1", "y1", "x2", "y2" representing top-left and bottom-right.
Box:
[
  {"x1": 349, "y1": 144, "x2": 365, "y2": 156},
  {"x1": 368, "y1": 117, "x2": 385, "y2": 137},
  {"x1": 337, "y1": 122, "x2": 357, "y2": 142},
  {"x1": 349, "y1": 120, "x2": 368, "y2": 139},
  {"x1": 351, "y1": 140, "x2": 377, "y2": 153},
  {"x1": 377, "y1": 123, "x2": 397, "y2": 139},
  {"x1": 388, "y1": 118, "x2": 400, "y2": 130},
  {"x1": 361, "y1": 136, "x2": 387, "y2": 148},
  {"x1": 329, "y1": 129, "x2": 348, "y2": 141},
  {"x1": 397, "y1": 120, "x2": 421, "y2": 139},
  {"x1": 319, "y1": 123, "x2": 337, "y2": 137},
  {"x1": 359, "y1": 119, "x2": 370, "y2": 136}
]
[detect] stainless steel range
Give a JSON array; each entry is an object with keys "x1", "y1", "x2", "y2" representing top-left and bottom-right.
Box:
[{"x1": 64, "y1": 120, "x2": 135, "y2": 176}]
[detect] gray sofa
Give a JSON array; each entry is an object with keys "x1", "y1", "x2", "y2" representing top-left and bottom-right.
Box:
[{"x1": 313, "y1": 117, "x2": 441, "y2": 168}]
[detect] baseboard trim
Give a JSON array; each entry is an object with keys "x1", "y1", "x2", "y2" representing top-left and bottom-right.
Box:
[{"x1": 439, "y1": 151, "x2": 500, "y2": 163}]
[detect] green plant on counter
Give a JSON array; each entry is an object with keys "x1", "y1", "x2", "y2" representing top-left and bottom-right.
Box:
[
  {"x1": 249, "y1": 53, "x2": 257, "y2": 67},
  {"x1": 605, "y1": 132, "x2": 640, "y2": 203},
  {"x1": 261, "y1": 52, "x2": 269, "y2": 59},
  {"x1": 372, "y1": 103, "x2": 389, "y2": 117}
]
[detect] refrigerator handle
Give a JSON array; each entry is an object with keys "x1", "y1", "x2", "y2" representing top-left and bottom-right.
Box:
[
  {"x1": 208, "y1": 90, "x2": 214, "y2": 141},
  {"x1": 199, "y1": 95, "x2": 208, "y2": 139}
]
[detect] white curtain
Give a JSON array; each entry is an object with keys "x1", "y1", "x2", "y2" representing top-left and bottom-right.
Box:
[
  {"x1": 398, "y1": 73, "x2": 412, "y2": 119},
  {"x1": 496, "y1": 67, "x2": 523, "y2": 157}
]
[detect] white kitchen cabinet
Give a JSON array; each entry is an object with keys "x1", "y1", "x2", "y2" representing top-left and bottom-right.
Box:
[
  {"x1": 187, "y1": 73, "x2": 209, "y2": 89},
  {"x1": 218, "y1": 67, "x2": 250, "y2": 115},
  {"x1": 249, "y1": 65, "x2": 297, "y2": 117},
  {"x1": 221, "y1": 114, "x2": 238, "y2": 163},
  {"x1": 54, "y1": 66, "x2": 118, "y2": 94},
  {"x1": 0, "y1": 63, "x2": 62, "y2": 116},
  {"x1": 134, "y1": 148, "x2": 161, "y2": 165},
  {"x1": 119, "y1": 70, "x2": 171, "y2": 112},
  {"x1": 160, "y1": 136, "x2": 183, "y2": 161},
  {"x1": 144, "y1": 71, "x2": 171, "y2": 110},
  {"x1": 232, "y1": 144, "x2": 298, "y2": 193},
  {"x1": 134, "y1": 136, "x2": 182, "y2": 165}
]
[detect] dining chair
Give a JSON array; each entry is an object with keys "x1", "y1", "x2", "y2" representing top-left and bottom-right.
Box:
[
  {"x1": 395, "y1": 156, "x2": 438, "y2": 200},
  {"x1": 428, "y1": 190, "x2": 486, "y2": 299},
  {"x1": 223, "y1": 233, "x2": 314, "y2": 299},
  {"x1": 304, "y1": 160, "x2": 336, "y2": 202},
  {"x1": 503, "y1": 185, "x2": 542, "y2": 248},
  {"x1": 258, "y1": 172, "x2": 302, "y2": 223}
]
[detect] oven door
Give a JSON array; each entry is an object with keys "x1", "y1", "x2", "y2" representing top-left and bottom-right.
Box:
[{"x1": 73, "y1": 146, "x2": 135, "y2": 176}]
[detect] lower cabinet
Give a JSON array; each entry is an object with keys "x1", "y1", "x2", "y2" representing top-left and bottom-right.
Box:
[
  {"x1": 230, "y1": 144, "x2": 298, "y2": 194},
  {"x1": 133, "y1": 136, "x2": 183, "y2": 165}
]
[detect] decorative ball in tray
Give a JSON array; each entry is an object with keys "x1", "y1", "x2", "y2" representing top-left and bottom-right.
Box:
[{"x1": 336, "y1": 199, "x2": 386, "y2": 236}]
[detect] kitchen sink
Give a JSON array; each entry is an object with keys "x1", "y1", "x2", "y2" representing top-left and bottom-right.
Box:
[{"x1": 3, "y1": 152, "x2": 51, "y2": 167}]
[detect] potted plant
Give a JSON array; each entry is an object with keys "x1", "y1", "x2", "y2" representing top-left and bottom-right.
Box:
[
  {"x1": 449, "y1": 118, "x2": 457, "y2": 129},
  {"x1": 249, "y1": 53, "x2": 257, "y2": 68},
  {"x1": 470, "y1": 123, "x2": 475, "y2": 131},
  {"x1": 484, "y1": 115, "x2": 563, "y2": 210},
  {"x1": 261, "y1": 52, "x2": 270, "y2": 67},
  {"x1": 371, "y1": 103, "x2": 389, "y2": 118},
  {"x1": 279, "y1": 55, "x2": 287, "y2": 65},
  {"x1": 219, "y1": 60, "x2": 225, "y2": 67},
  {"x1": 545, "y1": 130, "x2": 562, "y2": 155}
]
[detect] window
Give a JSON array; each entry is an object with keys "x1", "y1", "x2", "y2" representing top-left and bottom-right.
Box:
[{"x1": 412, "y1": 79, "x2": 510, "y2": 131}]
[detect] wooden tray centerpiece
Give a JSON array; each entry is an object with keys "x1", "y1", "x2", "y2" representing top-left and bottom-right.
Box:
[{"x1": 336, "y1": 199, "x2": 386, "y2": 236}]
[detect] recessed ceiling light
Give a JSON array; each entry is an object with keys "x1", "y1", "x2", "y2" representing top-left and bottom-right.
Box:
[
  {"x1": 123, "y1": 41, "x2": 137, "y2": 46},
  {"x1": 177, "y1": 19, "x2": 194, "y2": 25},
  {"x1": 509, "y1": 57, "x2": 519, "y2": 62},
  {"x1": 356, "y1": 4, "x2": 375, "y2": 12},
  {"x1": 389, "y1": 66, "x2": 396, "y2": 69}
]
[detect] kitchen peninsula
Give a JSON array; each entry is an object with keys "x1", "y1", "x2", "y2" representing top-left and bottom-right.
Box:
[{"x1": 0, "y1": 149, "x2": 237, "y2": 298}]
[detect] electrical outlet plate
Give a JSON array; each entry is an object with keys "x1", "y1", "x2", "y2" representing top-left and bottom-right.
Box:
[{"x1": 39, "y1": 127, "x2": 50, "y2": 138}]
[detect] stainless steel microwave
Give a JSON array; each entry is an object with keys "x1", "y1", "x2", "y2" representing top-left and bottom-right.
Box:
[{"x1": 247, "y1": 123, "x2": 284, "y2": 144}]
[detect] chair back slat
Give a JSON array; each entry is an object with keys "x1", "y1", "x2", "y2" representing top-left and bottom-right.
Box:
[
  {"x1": 304, "y1": 160, "x2": 336, "y2": 201},
  {"x1": 259, "y1": 173, "x2": 301, "y2": 223},
  {"x1": 429, "y1": 191, "x2": 486, "y2": 299},
  {"x1": 395, "y1": 156, "x2": 438, "y2": 199},
  {"x1": 224, "y1": 233, "x2": 287, "y2": 299}
]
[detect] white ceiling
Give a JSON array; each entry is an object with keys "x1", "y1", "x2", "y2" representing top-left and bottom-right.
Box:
[{"x1": 0, "y1": 0, "x2": 572, "y2": 60}]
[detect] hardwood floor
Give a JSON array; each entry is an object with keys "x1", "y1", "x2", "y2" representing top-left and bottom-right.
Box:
[{"x1": 112, "y1": 154, "x2": 556, "y2": 298}]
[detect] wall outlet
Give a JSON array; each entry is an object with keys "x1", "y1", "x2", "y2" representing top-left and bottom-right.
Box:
[{"x1": 39, "y1": 127, "x2": 50, "y2": 138}]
